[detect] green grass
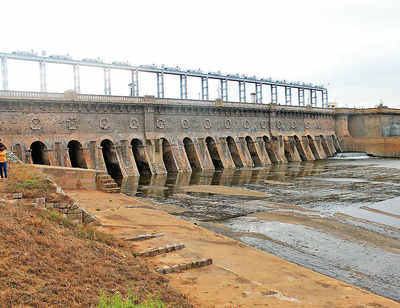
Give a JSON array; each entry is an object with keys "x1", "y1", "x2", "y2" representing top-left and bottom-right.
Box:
[{"x1": 97, "y1": 292, "x2": 165, "y2": 308}]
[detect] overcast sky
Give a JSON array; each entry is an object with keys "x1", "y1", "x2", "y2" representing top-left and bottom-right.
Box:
[{"x1": 0, "y1": 0, "x2": 399, "y2": 108}]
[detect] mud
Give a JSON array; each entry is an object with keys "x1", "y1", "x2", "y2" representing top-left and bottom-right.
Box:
[{"x1": 121, "y1": 156, "x2": 400, "y2": 302}]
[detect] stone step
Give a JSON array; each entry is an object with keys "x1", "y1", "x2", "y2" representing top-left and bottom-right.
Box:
[
  {"x1": 104, "y1": 187, "x2": 120, "y2": 193},
  {"x1": 103, "y1": 182, "x2": 118, "y2": 188},
  {"x1": 137, "y1": 243, "x2": 185, "y2": 257},
  {"x1": 102, "y1": 179, "x2": 115, "y2": 184},
  {"x1": 156, "y1": 258, "x2": 213, "y2": 274},
  {"x1": 124, "y1": 233, "x2": 164, "y2": 241},
  {"x1": 97, "y1": 174, "x2": 110, "y2": 180}
]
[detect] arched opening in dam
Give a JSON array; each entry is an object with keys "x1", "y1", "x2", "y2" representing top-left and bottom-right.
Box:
[
  {"x1": 101, "y1": 139, "x2": 123, "y2": 181},
  {"x1": 293, "y1": 135, "x2": 307, "y2": 161},
  {"x1": 307, "y1": 135, "x2": 320, "y2": 160},
  {"x1": 30, "y1": 141, "x2": 50, "y2": 165},
  {"x1": 320, "y1": 135, "x2": 331, "y2": 157},
  {"x1": 161, "y1": 138, "x2": 178, "y2": 172},
  {"x1": 226, "y1": 136, "x2": 243, "y2": 168},
  {"x1": 131, "y1": 138, "x2": 152, "y2": 175},
  {"x1": 67, "y1": 140, "x2": 87, "y2": 169},
  {"x1": 245, "y1": 136, "x2": 262, "y2": 167},
  {"x1": 263, "y1": 136, "x2": 279, "y2": 163},
  {"x1": 183, "y1": 137, "x2": 201, "y2": 170},
  {"x1": 206, "y1": 137, "x2": 224, "y2": 169}
]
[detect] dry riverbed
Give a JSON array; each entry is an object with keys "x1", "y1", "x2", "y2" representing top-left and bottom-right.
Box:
[{"x1": 68, "y1": 189, "x2": 399, "y2": 308}]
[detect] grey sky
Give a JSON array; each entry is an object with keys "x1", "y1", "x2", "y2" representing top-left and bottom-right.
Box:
[{"x1": 0, "y1": 0, "x2": 399, "y2": 107}]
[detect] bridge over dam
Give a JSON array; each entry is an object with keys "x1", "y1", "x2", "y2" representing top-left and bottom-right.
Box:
[{"x1": 0, "y1": 91, "x2": 344, "y2": 182}]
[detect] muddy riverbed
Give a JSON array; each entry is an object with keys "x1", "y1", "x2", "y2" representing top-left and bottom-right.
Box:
[{"x1": 121, "y1": 155, "x2": 400, "y2": 302}]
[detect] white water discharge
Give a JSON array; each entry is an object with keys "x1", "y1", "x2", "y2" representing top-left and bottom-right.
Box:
[{"x1": 331, "y1": 152, "x2": 371, "y2": 160}]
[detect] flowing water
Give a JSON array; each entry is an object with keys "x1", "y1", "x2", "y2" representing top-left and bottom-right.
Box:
[{"x1": 121, "y1": 154, "x2": 400, "y2": 302}]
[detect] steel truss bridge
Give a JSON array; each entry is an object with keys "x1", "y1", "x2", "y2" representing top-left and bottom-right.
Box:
[{"x1": 0, "y1": 51, "x2": 328, "y2": 107}]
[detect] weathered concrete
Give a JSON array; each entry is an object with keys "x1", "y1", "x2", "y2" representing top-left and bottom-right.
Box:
[
  {"x1": 0, "y1": 93, "x2": 339, "y2": 181},
  {"x1": 34, "y1": 165, "x2": 103, "y2": 190},
  {"x1": 336, "y1": 107, "x2": 400, "y2": 157}
]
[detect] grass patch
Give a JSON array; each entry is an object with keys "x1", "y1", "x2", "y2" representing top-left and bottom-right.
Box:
[
  {"x1": 75, "y1": 225, "x2": 115, "y2": 246},
  {"x1": 38, "y1": 209, "x2": 75, "y2": 228},
  {"x1": 97, "y1": 292, "x2": 165, "y2": 308},
  {"x1": 5, "y1": 163, "x2": 53, "y2": 197}
]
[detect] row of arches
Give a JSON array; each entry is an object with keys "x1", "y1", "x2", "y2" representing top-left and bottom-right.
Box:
[{"x1": 22, "y1": 134, "x2": 340, "y2": 183}]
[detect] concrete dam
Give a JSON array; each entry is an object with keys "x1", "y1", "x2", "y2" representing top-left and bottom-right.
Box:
[{"x1": 0, "y1": 92, "x2": 342, "y2": 183}]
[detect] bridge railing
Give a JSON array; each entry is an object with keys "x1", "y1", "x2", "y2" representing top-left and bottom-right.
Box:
[
  {"x1": 0, "y1": 90, "x2": 65, "y2": 99},
  {"x1": 0, "y1": 90, "x2": 331, "y2": 112}
]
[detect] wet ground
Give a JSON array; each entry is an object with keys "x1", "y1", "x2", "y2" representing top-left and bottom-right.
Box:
[{"x1": 121, "y1": 155, "x2": 400, "y2": 302}]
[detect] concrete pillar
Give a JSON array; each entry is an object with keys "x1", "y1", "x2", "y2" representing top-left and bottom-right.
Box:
[
  {"x1": 111, "y1": 144, "x2": 128, "y2": 178},
  {"x1": 271, "y1": 136, "x2": 287, "y2": 163},
  {"x1": 319, "y1": 136, "x2": 332, "y2": 157},
  {"x1": 263, "y1": 138, "x2": 280, "y2": 163},
  {"x1": 300, "y1": 136, "x2": 316, "y2": 160},
  {"x1": 183, "y1": 138, "x2": 203, "y2": 170},
  {"x1": 195, "y1": 138, "x2": 215, "y2": 170},
  {"x1": 284, "y1": 137, "x2": 302, "y2": 162},
  {"x1": 245, "y1": 137, "x2": 265, "y2": 167},
  {"x1": 256, "y1": 137, "x2": 272, "y2": 165},
  {"x1": 312, "y1": 136, "x2": 327, "y2": 159},
  {"x1": 217, "y1": 137, "x2": 235, "y2": 169},
  {"x1": 80, "y1": 147, "x2": 91, "y2": 169},
  {"x1": 115, "y1": 141, "x2": 140, "y2": 176},
  {"x1": 95, "y1": 146, "x2": 107, "y2": 171},
  {"x1": 236, "y1": 137, "x2": 254, "y2": 167},
  {"x1": 145, "y1": 139, "x2": 167, "y2": 175},
  {"x1": 165, "y1": 138, "x2": 192, "y2": 173},
  {"x1": 81, "y1": 147, "x2": 95, "y2": 169},
  {"x1": 62, "y1": 147, "x2": 72, "y2": 167},
  {"x1": 325, "y1": 136, "x2": 336, "y2": 156},
  {"x1": 45, "y1": 148, "x2": 57, "y2": 166}
]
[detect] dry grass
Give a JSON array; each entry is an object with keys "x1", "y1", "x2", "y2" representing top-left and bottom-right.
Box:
[
  {"x1": 0, "y1": 202, "x2": 192, "y2": 308},
  {"x1": 0, "y1": 163, "x2": 192, "y2": 308}
]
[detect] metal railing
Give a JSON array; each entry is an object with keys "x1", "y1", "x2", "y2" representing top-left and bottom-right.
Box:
[{"x1": 0, "y1": 90, "x2": 332, "y2": 112}]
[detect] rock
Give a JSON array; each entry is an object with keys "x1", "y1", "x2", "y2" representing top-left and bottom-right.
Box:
[{"x1": 13, "y1": 193, "x2": 23, "y2": 199}]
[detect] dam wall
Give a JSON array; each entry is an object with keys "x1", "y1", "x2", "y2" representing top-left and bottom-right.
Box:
[
  {"x1": 0, "y1": 92, "x2": 340, "y2": 181},
  {"x1": 335, "y1": 107, "x2": 400, "y2": 157}
]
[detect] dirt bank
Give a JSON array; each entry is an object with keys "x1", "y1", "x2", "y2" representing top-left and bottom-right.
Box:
[{"x1": 68, "y1": 190, "x2": 400, "y2": 308}]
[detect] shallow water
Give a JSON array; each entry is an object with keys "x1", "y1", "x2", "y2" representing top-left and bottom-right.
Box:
[{"x1": 121, "y1": 157, "x2": 400, "y2": 302}]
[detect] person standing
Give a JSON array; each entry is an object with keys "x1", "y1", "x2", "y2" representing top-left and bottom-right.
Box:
[{"x1": 0, "y1": 145, "x2": 7, "y2": 180}]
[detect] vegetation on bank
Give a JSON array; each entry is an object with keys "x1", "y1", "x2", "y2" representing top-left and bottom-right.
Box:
[
  {"x1": 97, "y1": 292, "x2": 165, "y2": 308},
  {"x1": 5, "y1": 163, "x2": 53, "y2": 197},
  {"x1": 0, "y1": 163, "x2": 192, "y2": 308}
]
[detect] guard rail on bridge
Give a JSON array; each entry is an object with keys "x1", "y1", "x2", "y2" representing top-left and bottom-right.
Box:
[{"x1": 0, "y1": 90, "x2": 332, "y2": 112}]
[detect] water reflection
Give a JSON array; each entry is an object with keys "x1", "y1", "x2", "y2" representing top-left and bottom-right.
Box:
[{"x1": 121, "y1": 161, "x2": 331, "y2": 200}]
